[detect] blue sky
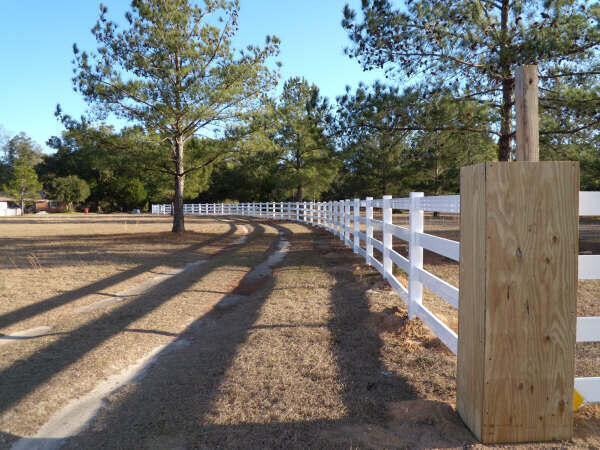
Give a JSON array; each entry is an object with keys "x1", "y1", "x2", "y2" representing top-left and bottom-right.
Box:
[{"x1": 0, "y1": 0, "x2": 387, "y2": 153}]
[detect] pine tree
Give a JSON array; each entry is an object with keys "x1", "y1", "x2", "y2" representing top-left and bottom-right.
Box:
[
  {"x1": 70, "y1": 0, "x2": 279, "y2": 231},
  {"x1": 271, "y1": 78, "x2": 337, "y2": 201},
  {"x1": 343, "y1": 0, "x2": 600, "y2": 160}
]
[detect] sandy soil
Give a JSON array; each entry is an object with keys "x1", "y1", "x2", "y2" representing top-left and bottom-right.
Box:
[{"x1": 0, "y1": 214, "x2": 598, "y2": 449}]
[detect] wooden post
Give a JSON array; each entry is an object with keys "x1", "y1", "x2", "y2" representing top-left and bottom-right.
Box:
[
  {"x1": 515, "y1": 65, "x2": 539, "y2": 162},
  {"x1": 457, "y1": 161, "x2": 578, "y2": 444}
]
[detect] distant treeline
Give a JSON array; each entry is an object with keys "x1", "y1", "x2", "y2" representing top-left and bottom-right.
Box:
[{"x1": 2, "y1": 0, "x2": 600, "y2": 215}]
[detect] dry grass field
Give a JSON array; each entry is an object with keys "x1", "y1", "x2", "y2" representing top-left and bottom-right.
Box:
[{"x1": 0, "y1": 214, "x2": 598, "y2": 448}]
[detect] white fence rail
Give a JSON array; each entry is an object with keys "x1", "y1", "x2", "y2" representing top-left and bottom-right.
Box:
[
  {"x1": 576, "y1": 191, "x2": 600, "y2": 404},
  {"x1": 153, "y1": 195, "x2": 461, "y2": 354},
  {"x1": 152, "y1": 190, "x2": 600, "y2": 404}
]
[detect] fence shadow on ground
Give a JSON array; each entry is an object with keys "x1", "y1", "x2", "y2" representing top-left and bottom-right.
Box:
[
  {"x1": 56, "y1": 221, "x2": 475, "y2": 449},
  {"x1": 0, "y1": 222, "x2": 265, "y2": 421},
  {"x1": 0, "y1": 218, "x2": 236, "y2": 271}
]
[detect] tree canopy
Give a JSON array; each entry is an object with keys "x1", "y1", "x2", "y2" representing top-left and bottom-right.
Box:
[
  {"x1": 270, "y1": 77, "x2": 337, "y2": 201},
  {"x1": 343, "y1": 0, "x2": 600, "y2": 160},
  {"x1": 3, "y1": 158, "x2": 42, "y2": 214},
  {"x1": 51, "y1": 175, "x2": 91, "y2": 211},
  {"x1": 70, "y1": 0, "x2": 280, "y2": 231}
]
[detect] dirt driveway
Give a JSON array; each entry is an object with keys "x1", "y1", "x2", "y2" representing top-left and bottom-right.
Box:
[{"x1": 0, "y1": 215, "x2": 598, "y2": 449}]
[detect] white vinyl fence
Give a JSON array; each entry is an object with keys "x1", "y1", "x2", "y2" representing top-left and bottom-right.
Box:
[
  {"x1": 153, "y1": 191, "x2": 600, "y2": 404},
  {"x1": 576, "y1": 192, "x2": 600, "y2": 404}
]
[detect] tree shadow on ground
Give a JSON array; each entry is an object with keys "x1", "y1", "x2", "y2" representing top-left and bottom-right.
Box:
[
  {"x1": 0, "y1": 223, "x2": 238, "y2": 331},
  {"x1": 57, "y1": 221, "x2": 474, "y2": 449},
  {"x1": 0, "y1": 222, "x2": 266, "y2": 420},
  {"x1": 0, "y1": 218, "x2": 238, "y2": 271}
]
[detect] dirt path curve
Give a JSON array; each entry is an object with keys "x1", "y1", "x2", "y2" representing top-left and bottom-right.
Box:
[
  {"x1": 3, "y1": 218, "x2": 599, "y2": 449},
  {"x1": 11, "y1": 223, "x2": 286, "y2": 450},
  {"x1": 61, "y1": 221, "x2": 600, "y2": 449},
  {"x1": 0, "y1": 218, "x2": 280, "y2": 449}
]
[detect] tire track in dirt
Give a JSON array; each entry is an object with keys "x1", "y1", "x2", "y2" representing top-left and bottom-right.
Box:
[
  {"x1": 0, "y1": 221, "x2": 249, "y2": 345},
  {"x1": 0, "y1": 220, "x2": 240, "y2": 334},
  {"x1": 0, "y1": 220, "x2": 278, "y2": 448},
  {"x1": 10, "y1": 223, "x2": 286, "y2": 450}
]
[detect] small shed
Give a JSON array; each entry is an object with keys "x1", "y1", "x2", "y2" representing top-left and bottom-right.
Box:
[{"x1": 0, "y1": 195, "x2": 22, "y2": 216}]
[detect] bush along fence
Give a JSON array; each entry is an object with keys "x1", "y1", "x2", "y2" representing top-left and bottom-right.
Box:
[{"x1": 152, "y1": 162, "x2": 600, "y2": 444}]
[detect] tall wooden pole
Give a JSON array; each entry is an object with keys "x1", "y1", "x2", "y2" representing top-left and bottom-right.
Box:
[{"x1": 514, "y1": 65, "x2": 540, "y2": 161}]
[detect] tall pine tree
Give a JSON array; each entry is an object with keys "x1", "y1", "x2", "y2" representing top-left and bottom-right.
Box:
[
  {"x1": 343, "y1": 0, "x2": 600, "y2": 160},
  {"x1": 71, "y1": 0, "x2": 279, "y2": 231}
]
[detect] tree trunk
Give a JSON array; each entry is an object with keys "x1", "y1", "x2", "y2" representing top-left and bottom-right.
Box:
[
  {"x1": 172, "y1": 138, "x2": 186, "y2": 233},
  {"x1": 498, "y1": 0, "x2": 513, "y2": 161},
  {"x1": 296, "y1": 183, "x2": 303, "y2": 202},
  {"x1": 20, "y1": 196, "x2": 24, "y2": 216},
  {"x1": 498, "y1": 78, "x2": 514, "y2": 161}
]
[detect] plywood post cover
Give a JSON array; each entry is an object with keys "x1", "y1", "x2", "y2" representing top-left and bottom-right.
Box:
[{"x1": 457, "y1": 161, "x2": 578, "y2": 444}]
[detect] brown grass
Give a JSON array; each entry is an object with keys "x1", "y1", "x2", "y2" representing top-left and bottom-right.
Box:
[
  {"x1": 0, "y1": 214, "x2": 598, "y2": 448},
  {"x1": 0, "y1": 215, "x2": 279, "y2": 446}
]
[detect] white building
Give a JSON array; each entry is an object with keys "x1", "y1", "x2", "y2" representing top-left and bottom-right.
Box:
[{"x1": 0, "y1": 198, "x2": 22, "y2": 216}]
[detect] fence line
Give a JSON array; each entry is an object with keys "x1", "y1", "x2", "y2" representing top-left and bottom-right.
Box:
[
  {"x1": 152, "y1": 191, "x2": 600, "y2": 404},
  {"x1": 575, "y1": 192, "x2": 600, "y2": 404}
]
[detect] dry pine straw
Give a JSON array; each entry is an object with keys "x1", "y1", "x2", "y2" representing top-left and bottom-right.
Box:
[{"x1": 0, "y1": 216, "x2": 598, "y2": 448}]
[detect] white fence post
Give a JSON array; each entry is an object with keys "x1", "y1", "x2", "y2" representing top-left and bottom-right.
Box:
[
  {"x1": 339, "y1": 201, "x2": 344, "y2": 241},
  {"x1": 408, "y1": 192, "x2": 424, "y2": 319},
  {"x1": 366, "y1": 196, "x2": 373, "y2": 266},
  {"x1": 339, "y1": 201, "x2": 343, "y2": 238},
  {"x1": 383, "y1": 195, "x2": 393, "y2": 281},
  {"x1": 344, "y1": 200, "x2": 350, "y2": 245},
  {"x1": 332, "y1": 201, "x2": 336, "y2": 234},
  {"x1": 338, "y1": 201, "x2": 344, "y2": 240},
  {"x1": 353, "y1": 198, "x2": 360, "y2": 254}
]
